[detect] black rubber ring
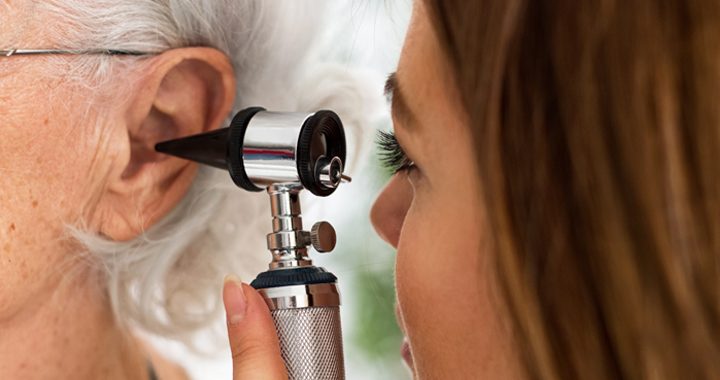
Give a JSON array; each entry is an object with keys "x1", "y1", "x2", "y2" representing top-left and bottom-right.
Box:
[
  {"x1": 250, "y1": 267, "x2": 338, "y2": 289},
  {"x1": 296, "y1": 110, "x2": 347, "y2": 197},
  {"x1": 227, "y1": 107, "x2": 265, "y2": 192}
]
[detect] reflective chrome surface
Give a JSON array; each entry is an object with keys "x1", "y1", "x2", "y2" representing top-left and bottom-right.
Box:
[
  {"x1": 317, "y1": 156, "x2": 343, "y2": 189},
  {"x1": 265, "y1": 183, "x2": 341, "y2": 269},
  {"x1": 243, "y1": 112, "x2": 312, "y2": 187},
  {"x1": 260, "y1": 283, "x2": 341, "y2": 310},
  {"x1": 267, "y1": 183, "x2": 312, "y2": 269}
]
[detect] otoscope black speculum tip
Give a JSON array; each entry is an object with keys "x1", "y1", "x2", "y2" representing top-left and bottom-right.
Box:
[{"x1": 154, "y1": 107, "x2": 350, "y2": 196}]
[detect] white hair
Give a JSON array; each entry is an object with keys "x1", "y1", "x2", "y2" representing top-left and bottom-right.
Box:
[{"x1": 21, "y1": 0, "x2": 378, "y2": 347}]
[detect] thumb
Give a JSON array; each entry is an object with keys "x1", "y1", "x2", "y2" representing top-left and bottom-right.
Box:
[{"x1": 223, "y1": 275, "x2": 288, "y2": 380}]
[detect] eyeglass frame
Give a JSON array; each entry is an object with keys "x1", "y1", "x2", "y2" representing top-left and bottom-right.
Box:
[{"x1": 1, "y1": 49, "x2": 158, "y2": 57}]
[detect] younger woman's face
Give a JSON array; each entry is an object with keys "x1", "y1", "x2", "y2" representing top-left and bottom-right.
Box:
[{"x1": 370, "y1": 2, "x2": 521, "y2": 378}]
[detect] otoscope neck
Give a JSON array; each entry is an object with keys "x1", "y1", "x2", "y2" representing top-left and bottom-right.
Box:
[{"x1": 266, "y1": 183, "x2": 313, "y2": 269}]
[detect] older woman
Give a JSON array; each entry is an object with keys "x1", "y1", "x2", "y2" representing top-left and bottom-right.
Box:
[{"x1": 1, "y1": 1, "x2": 372, "y2": 379}]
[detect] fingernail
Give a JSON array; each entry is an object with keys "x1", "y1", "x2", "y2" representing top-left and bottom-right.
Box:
[{"x1": 223, "y1": 274, "x2": 247, "y2": 325}]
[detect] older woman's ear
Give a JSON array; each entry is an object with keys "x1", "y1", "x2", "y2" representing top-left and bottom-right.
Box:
[{"x1": 92, "y1": 47, "x2": 236, "y2": 241}]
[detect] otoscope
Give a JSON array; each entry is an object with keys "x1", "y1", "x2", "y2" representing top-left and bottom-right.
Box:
[{"x1": 155, "y1": 107, "x2": 348, "y2": 380}]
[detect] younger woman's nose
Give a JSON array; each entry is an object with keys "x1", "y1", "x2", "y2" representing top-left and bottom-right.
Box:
[{"x1": 370, "y1": 174, "x2": 414, "y2": 249}]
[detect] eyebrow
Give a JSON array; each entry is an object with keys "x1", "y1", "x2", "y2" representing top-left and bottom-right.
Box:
[{"x1": 385, "y1": 72, "x2": 416, "y2": 129}]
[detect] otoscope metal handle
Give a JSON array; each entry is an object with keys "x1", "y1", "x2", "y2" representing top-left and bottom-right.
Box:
[
  {"x1": 252, "y1": 183, "x2": 346, "y2": 379},
  {"x1": 254, "y1": 283, "x2": 345, "y2": 380},
  {"x1": 270, "y1": 307, "x2": 344, "y2": 380}
]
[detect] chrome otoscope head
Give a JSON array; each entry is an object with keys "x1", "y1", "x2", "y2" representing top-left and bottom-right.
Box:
[{"x1": 155, "y1": 107, "x2": 351, "y2": 197}]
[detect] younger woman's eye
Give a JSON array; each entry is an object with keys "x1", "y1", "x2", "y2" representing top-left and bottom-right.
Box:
[{"x1": 376, "y1": 130, "x2": 415, "y2": 174}]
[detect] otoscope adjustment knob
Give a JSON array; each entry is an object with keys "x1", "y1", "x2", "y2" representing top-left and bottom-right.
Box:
[{"x1": 310, "y1": 221, "x2": 337, "y2": 253}]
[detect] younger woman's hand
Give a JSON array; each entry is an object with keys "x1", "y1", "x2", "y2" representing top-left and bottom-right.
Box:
[{"x1": 223, "y1": 276, "x2": 288, "y2": 380}]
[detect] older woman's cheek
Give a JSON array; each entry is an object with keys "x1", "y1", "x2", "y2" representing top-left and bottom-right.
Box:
[{"x1": 0, "y1": 87, "x2": 107, "y2": 318}]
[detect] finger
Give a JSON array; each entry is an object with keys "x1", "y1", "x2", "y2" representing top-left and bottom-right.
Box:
[{"x1": 223, "y1": 275, "x2": 288, "y2": 380}]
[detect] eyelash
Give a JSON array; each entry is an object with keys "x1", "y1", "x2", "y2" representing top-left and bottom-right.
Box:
[{"x1": 376, "y1": 130, "x2": 415, "y2": 174}]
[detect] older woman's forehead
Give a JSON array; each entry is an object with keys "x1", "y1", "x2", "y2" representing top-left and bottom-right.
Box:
[
  {"x1": 0, "y1": 2, "x2": 54, "y2": 80},
  {"x1": 0, "y1": 1, "x2": 50, "y2": 47},
  {"x1": 1, "y1": 1, "x2": 24, "y2": 45},
  {"x1": 0, "y1": 1, "x2": 12, "y2": 39}
]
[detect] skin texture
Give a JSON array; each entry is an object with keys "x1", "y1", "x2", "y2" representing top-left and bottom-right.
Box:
[
  {"x1": 223, "y1": 2, "x2": 522, "y2": 379},
  {"x1": 0, "y1": 5, "x2": 236, "y2": 378},
  {"x1": 369, "y1": 2, "x2": 521, "y2": 379}
]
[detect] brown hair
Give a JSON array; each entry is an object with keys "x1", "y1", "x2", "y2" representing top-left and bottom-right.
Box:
[{"x1": 425, "y1": 1, "x2": 720, "y2": 379}]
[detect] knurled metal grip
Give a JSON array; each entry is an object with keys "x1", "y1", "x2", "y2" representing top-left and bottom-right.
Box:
[
  {"x1": 252, "y1": 282, "x2": 345, "y2": 380},
  {"x1": 270, "y1": 307, "x2": 345, "y2": 380}
]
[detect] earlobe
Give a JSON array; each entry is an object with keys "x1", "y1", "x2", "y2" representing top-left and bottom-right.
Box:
[{"x1": 94, "y1": 48, "x2": 236, "y2": 241}]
